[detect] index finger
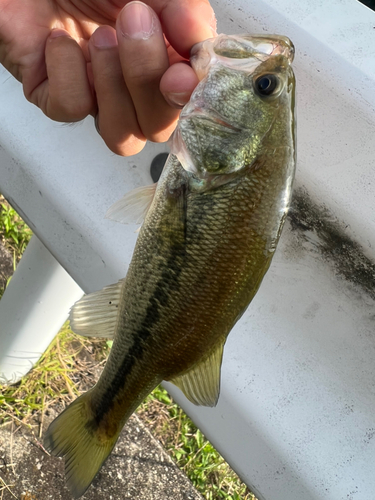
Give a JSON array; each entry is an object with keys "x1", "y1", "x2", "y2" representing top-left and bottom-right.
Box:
[{"x1": 149, "y1": 0, "x2": 216, "y2": 58}]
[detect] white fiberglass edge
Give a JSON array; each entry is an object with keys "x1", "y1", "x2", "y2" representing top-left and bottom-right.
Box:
[
  {"x1": 0, "y1": 0, "x2": 374, "y2": 499},
  {"x1": 0, "y1": 236, "x2": 83, "y2": 384}
]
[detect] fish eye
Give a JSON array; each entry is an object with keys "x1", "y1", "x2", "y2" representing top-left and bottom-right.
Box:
[{"x1": 254, "y1": 74, "x2": 279, "y2": 97}]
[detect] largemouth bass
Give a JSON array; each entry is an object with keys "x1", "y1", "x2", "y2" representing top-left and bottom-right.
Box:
[{"x1": 44, "y1": 33, "x2": 296, "y2": 498}]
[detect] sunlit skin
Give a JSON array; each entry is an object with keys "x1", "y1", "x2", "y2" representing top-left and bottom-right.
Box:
[
  {"x1": 44, "y1": 34, "x2": 296, "y2": 499},
  {"x1": 0, "y1": 0, "x2": 216, "y2": 155}
]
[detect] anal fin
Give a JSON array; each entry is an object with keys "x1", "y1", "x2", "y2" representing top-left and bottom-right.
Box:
[{"x1": 168, "y1": 341, "x2": 225, "y2": 407}]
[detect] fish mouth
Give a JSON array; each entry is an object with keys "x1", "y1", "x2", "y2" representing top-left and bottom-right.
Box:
[
  {"x1": 179, "y1": 105, "x2": 242, "y2": 133},
  {"x1": 235, "y1": 34, "x2": 295, "y2": 63},
  {"x1": 190, "y1": 34, "x2": 294, "y2": 81}
]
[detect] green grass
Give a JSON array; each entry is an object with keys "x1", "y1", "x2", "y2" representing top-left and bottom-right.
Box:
[
  {"x1": 0, "y1": 325, "x2": 255, "y2": 500},
  {"x1": 0, "y1": 324, "x2": 110, "y2": 430},
  {"x1": 0, "y1": 324, "x2": 86, "y2": 423},
  {"x1": 0, "y1": 196, "x2": 32, "y2": 298},
  {"x1": 0, "y1": 200, "x2": 32, "y2": 258},
  {"x1": 139, "y1": 387, "x2": 255, "y2": 500},
  {"x1": 0, "y1": 195, "x2": 256, "y2": 500}
]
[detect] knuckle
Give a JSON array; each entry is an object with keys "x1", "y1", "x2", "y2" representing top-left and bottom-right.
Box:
[
  {"x1": 146, "y1": 125, "x2": 177, "y2": 144},
  {"x1": 101, "y1": 127, "x2": 146, "y2": 156},
  {"x1": 125, "y1": 58, "x2": 165, "y2": 86},
  {"x1": 50, "y1": 91, "x2": 93, "y2": 122},
  {"x1": 107, "y1": 137, "x2": 146, "y2": 157}
]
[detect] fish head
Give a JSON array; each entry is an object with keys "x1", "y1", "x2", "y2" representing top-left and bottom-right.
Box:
[{"x1": 170, "y1": 34, "x2": 295, "y2": 178}]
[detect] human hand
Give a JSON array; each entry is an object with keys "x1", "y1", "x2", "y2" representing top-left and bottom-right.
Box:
[{"x1": 0, "y1": 0, "x2": 216, "y2": 155}]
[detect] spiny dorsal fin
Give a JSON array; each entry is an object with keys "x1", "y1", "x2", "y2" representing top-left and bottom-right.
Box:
[
  {"x1": 69, "y1": 279, "x2": 125, "y2": 339},
  {"x1": 105, "y1": 183, "x2": 157, "y2": 224},
  {"x1": 168, "y1": 341, "x2": 225, "y2": 407}
]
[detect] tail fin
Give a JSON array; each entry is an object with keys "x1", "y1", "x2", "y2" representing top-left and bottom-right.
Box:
[{"x1": 44, "y1": 392, "x2": 119, "y2": 499}]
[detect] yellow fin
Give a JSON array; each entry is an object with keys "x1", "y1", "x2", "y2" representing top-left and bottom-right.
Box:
[
  {"x1": 69, "y1": 279, "x2": 125, "y2": 339},
  {"x1": 44, "y1": 392, "x2": 119, "y2": 499},
  {"x1": 168, "y1": 341, "x2": 225, "y2": 407},
  {"x1": 105, "y1": 183, "x2": 157, "y2": 224}
]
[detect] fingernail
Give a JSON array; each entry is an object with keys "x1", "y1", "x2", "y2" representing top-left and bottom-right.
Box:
[
  {"x1": 119, "y1": 1, "x2": 156, "y2": 40},
  {"x1": 92, "y1": 27, "x2": 118, "y2": 49},
  {"x1": 50, "y1": 29, "x2": 72, "y2": 39},
  {"x1": 164, "y1": 91, "x2": 191, "y2": 109}
]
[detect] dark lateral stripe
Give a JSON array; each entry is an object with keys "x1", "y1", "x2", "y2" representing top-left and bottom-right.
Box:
[{"x1": 92, "y1": 239, "x2": 186, "y2": 426}]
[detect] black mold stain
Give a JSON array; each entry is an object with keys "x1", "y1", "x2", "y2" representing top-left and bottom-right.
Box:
[{"x1": 288, "y1": 187, "x2": 375, "y2": 301}]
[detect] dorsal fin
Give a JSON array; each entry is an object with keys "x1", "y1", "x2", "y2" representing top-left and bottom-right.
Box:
[
  {"x1": 69, "y1": 279, "x2": 125, "y2": 339},
  {"x1": 168, "y1": 341, "x2": 225, "y2": 407},
  {"x1": 105, "y1": 183, "x2": 157, "y2": 224}
]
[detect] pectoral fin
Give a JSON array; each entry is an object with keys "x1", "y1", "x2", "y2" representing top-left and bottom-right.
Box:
[
  {"x1": 69, "y1": 279, "x2": 125, "y2": 339},
  {"x1": 168, "y1": 341, "x2": 225, "y2": 407},
  {"x1": 105, "y1": 183, "x2": 157, "y2": 224}
]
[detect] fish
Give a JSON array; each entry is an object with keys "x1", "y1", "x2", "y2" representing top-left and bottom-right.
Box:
[{"x1": 44, "y1": 33, "x2": 296, "y2": 498}]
